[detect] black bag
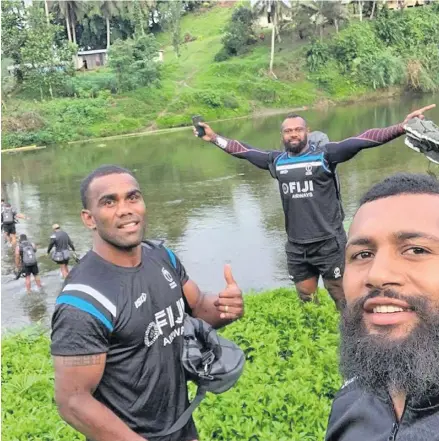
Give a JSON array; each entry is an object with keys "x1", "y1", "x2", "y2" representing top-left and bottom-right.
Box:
[
  {"x1": 52, "y1": 249, "x2": 69, "y2": 262},
  {"x1": 150, "y1": 315, "x2": 245, "y2": 436}
]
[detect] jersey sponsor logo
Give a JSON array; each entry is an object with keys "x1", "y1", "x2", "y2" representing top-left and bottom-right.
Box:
[
  {"x1": 162, "y1": 267, "x2": 177, "y2": 289},
  {"x1": 280, "y1": 170, "x2": 288, "y2": 175},
  {"x1": 135, "y1": 292, "x2": 148, "y2": 308},
  {"x1": 144, "y1": 298, "x2": 185, "y2": 347},
  {"x1": 305, "y1": 164, "x2": 313, "y2": 176},
  {"x1": 282, "y1": 180, "x2": 314, "y2": 198}
]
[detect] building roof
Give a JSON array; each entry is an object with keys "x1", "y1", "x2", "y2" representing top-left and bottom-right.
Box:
[{"x1": 78, "y1": 49, "x2": 107, "y2": 56}]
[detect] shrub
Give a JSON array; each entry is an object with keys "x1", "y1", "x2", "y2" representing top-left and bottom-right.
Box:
[
  {"x1": 219, "y1": 6, "x2": 257, "y2": 58},
  {"x1": 2, "y1": 289, "x2": 341, "y2": 441}
]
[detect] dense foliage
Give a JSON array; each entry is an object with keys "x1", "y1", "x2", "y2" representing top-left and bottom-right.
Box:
[
  {"x1": 2, "y1": 289, "x2": 341, "y2": 441},
  {"x1": 307, "y1": 4, "x2": 439, "y2": 92}
]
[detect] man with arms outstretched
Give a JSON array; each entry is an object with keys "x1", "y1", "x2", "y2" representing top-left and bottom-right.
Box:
[{"x1": 194, "y1": 105, "x2": 435, "y2": 310}]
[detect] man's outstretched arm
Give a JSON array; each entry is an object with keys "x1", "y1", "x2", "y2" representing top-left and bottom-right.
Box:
[
  {"x1": 194, "y1": 122, "x2": 281, "y2": 170},
  {"x1": 325, "y1": 104, "x2": 436, "y2": 165}
]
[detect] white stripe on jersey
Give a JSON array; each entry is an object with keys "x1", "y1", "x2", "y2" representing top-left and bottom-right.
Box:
[
  {"x1": 276, "y1": 161, "x2": 322, "y2": 171},
  {"x1": 62, "y1": 283, "x2": 116, "y2": 316}
]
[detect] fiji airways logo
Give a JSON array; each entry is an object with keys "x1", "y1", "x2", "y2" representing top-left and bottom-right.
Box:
[
  {"x1": 162, "y1": 267, "x2": 177, "y2": 289},
  {"x1": 144, "y1": 298, "x2": 185, "y2": 347},
  {"x1": 282, "y1": 180, "x2": 314, "y2": 198},
  {"x1": 305, "y1": 164, "x2": 313, "y2": 176}
]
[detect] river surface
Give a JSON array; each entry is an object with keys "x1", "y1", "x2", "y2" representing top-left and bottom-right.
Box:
[{"x1": 1, "y1": 94, "x2": 438, "y2": 331}]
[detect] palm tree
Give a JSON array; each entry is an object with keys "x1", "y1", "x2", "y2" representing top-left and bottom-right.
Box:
[
  {"x1": 250, "y1": 0, "x2": 291, "y2": 78},
  {"x1": 99, "y1": 0, "x2": 121, "y2": 49},
  {"x1": 49, "y1": 0, "x2": 86, "y2": 44}
]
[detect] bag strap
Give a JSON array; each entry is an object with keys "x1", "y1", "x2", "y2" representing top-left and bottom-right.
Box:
[{"x1": 148, "y1": 388, "x2": 206, "y2": 437}]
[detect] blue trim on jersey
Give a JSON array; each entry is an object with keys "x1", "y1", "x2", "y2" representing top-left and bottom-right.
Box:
[
  {"x1": 164, "y1": 247, "x2": 177, "y2": 269},
  {"x1": 56, "y1": 295, "x2": 114, "y2": 331},
  {"x1": 276, "y1": 153, "x2": 323, "y2": 165},
  {"x1": 322, "y1": 158, "x2": 332, "y2": 174}
]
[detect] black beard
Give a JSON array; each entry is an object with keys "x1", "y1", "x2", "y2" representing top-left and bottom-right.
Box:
[
  {"x1": 284, "y1": 138, "x2": 308, "y2": 154},
  {"x1": 339, "y1": 289, "x2": 439, "y2": 402}
]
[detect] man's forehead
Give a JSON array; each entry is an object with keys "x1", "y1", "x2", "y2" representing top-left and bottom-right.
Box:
[
  {"x1": 282, "y1": 117, "x2": 306, "y2": 129},
  {"x1": 89, "y1": 173, "x2": 139, "y2": 197},
  {"x1": 349, "y1": 193, "x2": 439, "y2": 238}
]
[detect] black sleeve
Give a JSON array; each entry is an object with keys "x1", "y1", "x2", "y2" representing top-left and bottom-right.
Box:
[
  {"x1": 162, "y1": 246, "x2": 194, "y2": 314},
  {"x1": 47, "y1": 236, "x2": 56, "y2": 254},
  {"x1": 68, "y1": 236, "x2": 75, "y2": 251},
  {"x1": 163, "y1": 247, "x2": 189, "y2": 285},
  {"x1": 211, "y1": 135, "x2": 282, "y2": 170},
  {"x1": 325, "y1": 124, "x2": 405, "y2": 165},
  {"x1": 51, "y1": 304, "x2": 110, "y2": 356}
]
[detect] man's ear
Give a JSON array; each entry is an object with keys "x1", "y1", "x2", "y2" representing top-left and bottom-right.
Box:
[
  {"x1": 81, "y1": 209, "x2": 97, "y2": 230},
  {"x1": 307, "y1": 127, "x2": 311, "y2": 134}
]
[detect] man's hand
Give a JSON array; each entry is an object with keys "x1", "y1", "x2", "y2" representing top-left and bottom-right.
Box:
[
  {"x1": 192, "y1": 122, "x2": 217, "y2": 142},
  {"x1": 214, "y1": 264, "x2": 244, "y2": 320},
  {"x1": 402, "y1": 104, "x2": 436, "y2": 125}
]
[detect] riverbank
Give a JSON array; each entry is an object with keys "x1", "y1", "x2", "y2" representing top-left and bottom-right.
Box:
[
  {"x1": 6, "y1": 1, "x2": 438, "y2": 150},
  {"x1": 1, "y1": 288, "x2": 340, "y2": 441}
]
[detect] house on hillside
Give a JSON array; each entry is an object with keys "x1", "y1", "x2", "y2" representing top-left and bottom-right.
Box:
[{"x1": 75, "y1": 48, "x2": 164, "y2": 70}]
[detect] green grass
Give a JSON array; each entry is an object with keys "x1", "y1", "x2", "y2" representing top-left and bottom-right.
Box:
[{"x1": 2, "y1": 288, "x2": 341, "y2": 441}]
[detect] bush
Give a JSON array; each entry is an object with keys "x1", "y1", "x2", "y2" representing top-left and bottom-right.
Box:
[
  {"x1": 108, "y1": 34, "x2": 161, "y2": 92},
  {"x1": 219, "y1": 6, "x2": 257, "y2": 58},
  {"x1": 331, "y1": 22, "x2": 382, "y2": 74},
  {"x1": 2, "y1": 289, "x2": 340, "y2": 441},
  {"x1": 60, "y1": 72, "x2": 118, "y2": 97},
  {"x1": 355, "y1": 49, "x2": 405, "y2": 90},
  {"x1": 306, "y1": 40, "x2": 330, "y2": 73},
  {"x1": 214, "y1": 47, "x2": 231, "y2": 62}
]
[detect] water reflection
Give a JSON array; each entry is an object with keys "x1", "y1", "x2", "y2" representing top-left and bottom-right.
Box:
[{"x1": 2, "y1": 94, "x2": 438, "y2": 331}]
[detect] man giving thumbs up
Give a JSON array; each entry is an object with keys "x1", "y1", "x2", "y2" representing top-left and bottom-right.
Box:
[{"x1": 183, "y1": 263, "x2": 244, "y2": 328}]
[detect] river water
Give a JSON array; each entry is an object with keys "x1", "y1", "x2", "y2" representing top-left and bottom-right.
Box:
[{"x1": 1, "y1": 94, "x2": 438, "y2": 331}]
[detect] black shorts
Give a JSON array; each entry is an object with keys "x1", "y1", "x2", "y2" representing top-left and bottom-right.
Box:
[
  {"x1": 3, "y1": 223, "x2": 16, "y2": 235},
  {"x1": 23, "y1": 264, "x2": 39, "y2": 276},
  {"x1": 285, "y1": 230, "x2": 347, "y2": 283},
  {"x1": 55, "y1": 259, "x2": 69, "y2": 265}
]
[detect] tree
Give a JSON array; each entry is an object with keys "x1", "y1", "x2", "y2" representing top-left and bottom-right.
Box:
[
  {"x1": 99, "y1": 0, "x2": 121, "y2": 49},
  {"x1": 250, "y1": 0, "x2": 291, "y2": 78},
  {"x1": 49, "y1": 1, "x2": 86, "y2": 44},
  {"x1": 216, "y1": 6, "x2": 257, "y2": 60},
  {"x1": 160, "y1": 0, "x2": 183, "y2": 57},
  {"x1": 1, "y1": 0, "x2": 28, "y2": 83},
  {"x1": 108, "y1": 34, "x2": 161, "y2": 92},
  {"x1": 20, "y1": 5, "x2": 76, "y2": 100}
]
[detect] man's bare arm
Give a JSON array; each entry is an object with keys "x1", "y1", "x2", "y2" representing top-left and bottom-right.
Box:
[
  {"x1": 53, "y1": 354, "x2": 146, "y2": 441},
  {"x1": 183, "y1": 265, "x2": 244, "y2": 329}
]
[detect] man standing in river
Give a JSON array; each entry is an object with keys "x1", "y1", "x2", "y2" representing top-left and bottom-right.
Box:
[
  {"x1": 51, "y1": 165, "x2": 244, "y2": 441},
  {"x1": 194, "y1": 104, "x2": 435, "y2": 310}
]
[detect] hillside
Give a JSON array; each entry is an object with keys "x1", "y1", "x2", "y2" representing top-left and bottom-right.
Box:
[{"x1": 3, "y1": 2, "x2": 438, "y2": 148}]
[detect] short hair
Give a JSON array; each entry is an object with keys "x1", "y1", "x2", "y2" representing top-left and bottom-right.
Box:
[
  {"x1": 19, "y1": 234, "x2": 27, "y2": 242},
  {"x1": 80, "y1": 164, "x2": 136, "y2": 209},
  {"x1": 359, "y1": 173, "x2": 439, "y2": 206},
  {"x1": 1, "y1": 199, "x2": 4, "y2": 203},
  {"x1": 281, "y1": 113, "x2": 307, "y2": 130},
  {"x1": 4, "y1": 202, "x2": 11, "y2": 208}
]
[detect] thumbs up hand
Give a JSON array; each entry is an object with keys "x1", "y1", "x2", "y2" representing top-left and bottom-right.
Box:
[{"x1": 214, "y1": 264, "x2": 244, "y2": 321}]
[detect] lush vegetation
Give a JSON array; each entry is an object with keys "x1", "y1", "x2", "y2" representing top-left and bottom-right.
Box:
[
  {"x1": 2, "y1": 1, "x2": 439, "y2": 149},
  {"x1": 1, "y1": 288, "x2": 341, "y2": 441}
]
